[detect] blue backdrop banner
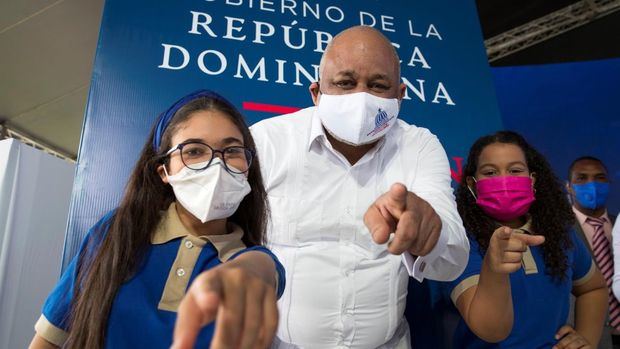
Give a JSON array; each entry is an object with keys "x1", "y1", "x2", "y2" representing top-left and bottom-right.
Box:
[
  {"x1": 493, "y1": 57, "x2": 620, "y2": 215},
  {"x1": 64, "y1": 0, "x2": 502, "y2": 267},
  {"x1": 62, "y1": 1, "x2": 503, "y2": 346}
]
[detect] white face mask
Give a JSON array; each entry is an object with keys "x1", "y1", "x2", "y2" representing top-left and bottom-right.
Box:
[
  {"x1": 316, "y1": 92, "x2": 400, "y2": 145},
  {"x1": 164, "y1": 158, "x2": 251, "y2": 223}
]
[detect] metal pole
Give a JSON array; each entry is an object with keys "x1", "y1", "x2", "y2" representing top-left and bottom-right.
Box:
[{"x1": 485, "y1": 0, "x2": 620, "y2": 62}]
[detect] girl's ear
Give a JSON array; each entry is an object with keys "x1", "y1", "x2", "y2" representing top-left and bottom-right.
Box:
[
  {"x1": 157, "y1": 164, "x2": 169, "y2": 184},
  {"x1": 465, "y1": 176, "x2": 477, "y2": 200},
  {"x1": 465, "y1": 176, "x2": 476, "y2": 189}
]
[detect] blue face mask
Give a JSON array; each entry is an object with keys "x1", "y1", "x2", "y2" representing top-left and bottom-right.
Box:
[{"x1": 572, "y1": 182, "x2": 610, "y2": 210}]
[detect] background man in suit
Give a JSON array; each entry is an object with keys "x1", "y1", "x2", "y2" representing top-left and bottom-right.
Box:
[{"x1": 567, "y1": 156, "x2": 617, "y2": 348}]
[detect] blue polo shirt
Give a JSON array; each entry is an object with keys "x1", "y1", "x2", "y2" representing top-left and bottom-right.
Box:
[
  {"x1": 35, "y1": 203, "x2": 286, "y2": 348},
  {"x1": 441, "y1": 220, "x2": 595, "y2": 348}
]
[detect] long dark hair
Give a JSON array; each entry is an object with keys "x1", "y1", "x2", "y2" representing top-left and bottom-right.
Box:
[
  {"x1": 456, "y1": 130, "x2": 575, "y2": 281},
  {"x1": 65, "y1": 92, "x2": 268, "y2": 348}
]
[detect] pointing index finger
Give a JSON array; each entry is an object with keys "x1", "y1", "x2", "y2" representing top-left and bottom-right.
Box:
[
  {"x1": 172, "y1": 273, "x2": 222, "y2": 349},
  {"x1": 173, "y1": 292, "x2": 219, "y2": 349},
  {"x1": 513, "y1": 233, "x2": 545, "y2": 247},
  {"x1": 385, "y1": 183, "x2": 408, "y2": 213}
]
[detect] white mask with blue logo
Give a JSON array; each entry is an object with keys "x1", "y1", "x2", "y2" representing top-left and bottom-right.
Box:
[
  {"x1": 164, "y1": 158, "x2": 251, "y2": 223},
  {"x1": 317, "y1": 92, "x2": 399, "y2": 146}
]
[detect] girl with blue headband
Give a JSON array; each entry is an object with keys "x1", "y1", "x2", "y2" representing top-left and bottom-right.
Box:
[{"x1": 30, "y1": 90, "x2": 285, "y2": 349}]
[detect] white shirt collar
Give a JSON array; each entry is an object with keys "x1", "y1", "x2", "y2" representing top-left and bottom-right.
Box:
[
  {"x1": 572, "y1": 205, "x2": 610, "y2": 224},
  {"x1": 307, "y1": 106, "x2": 325, "y2": 151}
]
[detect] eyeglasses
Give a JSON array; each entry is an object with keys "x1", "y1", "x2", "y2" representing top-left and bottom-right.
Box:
[{"x1": 164, "y1": 141, "x2": 254, "y2": 174}]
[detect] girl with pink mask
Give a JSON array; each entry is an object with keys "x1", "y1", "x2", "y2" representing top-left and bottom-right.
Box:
[{"x1": 442, "y1": 131, "x2": 607, "y2": 348}]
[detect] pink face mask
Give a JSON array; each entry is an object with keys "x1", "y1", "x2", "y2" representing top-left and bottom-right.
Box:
[{"x1": 469, "y1": 176, "x2": 535, "y2": 222}]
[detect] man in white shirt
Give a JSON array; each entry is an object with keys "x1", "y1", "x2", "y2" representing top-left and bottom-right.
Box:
[
  {"x1": 173, "y1": 26, "x2": 469, "y2": 348},
  {"x1": 253, "y1": 25, "x2": 467, "y2": 348}
]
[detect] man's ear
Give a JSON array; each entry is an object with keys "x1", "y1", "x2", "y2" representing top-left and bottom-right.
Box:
[
  {"x1": 565, "y1": 181, "x2": 576, "y2": 205},
  {"x1": 398, "y1": 82, "x2": 406, "y2": 100},
  {"x1": 309, "y1": 82, "x2": 320, "y2": 106},
  {"x1": 157, "y1": 164, "x2": 169, "y2": 184}
]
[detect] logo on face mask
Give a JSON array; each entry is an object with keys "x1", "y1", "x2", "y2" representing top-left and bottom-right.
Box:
[
  {"x1": 367, "y1": 108, "x2": 395, "y2": 137},
  {"x1": 214, "y1": 202, "x2": 237, "y2": 211}
]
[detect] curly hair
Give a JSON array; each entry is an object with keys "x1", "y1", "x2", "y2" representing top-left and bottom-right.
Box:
[{"x1": 456, "y1": 130, "x2": 575, "y2": 281}]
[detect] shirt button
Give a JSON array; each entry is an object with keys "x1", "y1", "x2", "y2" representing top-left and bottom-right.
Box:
[
  {"x1": 185, "y1": 240, "x2": 194, "y2": 249},
  {"x1": 176, "y1": 268, "x2": 186, "y2": 277}
]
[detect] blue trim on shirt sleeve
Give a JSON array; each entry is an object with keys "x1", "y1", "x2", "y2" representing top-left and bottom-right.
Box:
[{"x1": 230, "y1": 246, "x2": 286, "y2": 299}]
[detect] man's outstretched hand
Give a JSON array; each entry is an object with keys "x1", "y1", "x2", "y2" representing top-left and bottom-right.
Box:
[{"x1": 364, "y1": 183, "x2": 442, "y2": 256}]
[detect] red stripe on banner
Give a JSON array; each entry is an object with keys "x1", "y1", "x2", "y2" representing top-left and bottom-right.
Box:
[{"x1": 242, "y1": 102, "x2": 301, "y2": 115}]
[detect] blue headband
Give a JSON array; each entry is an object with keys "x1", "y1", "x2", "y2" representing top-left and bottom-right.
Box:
[{"x1": 152, "y1": 90, "x2": 236, "y2": 152}]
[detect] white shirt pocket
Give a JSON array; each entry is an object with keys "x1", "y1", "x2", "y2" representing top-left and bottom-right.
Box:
[{"x1": 266, "y1": 195, "x2": 295, "y2": 247}]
